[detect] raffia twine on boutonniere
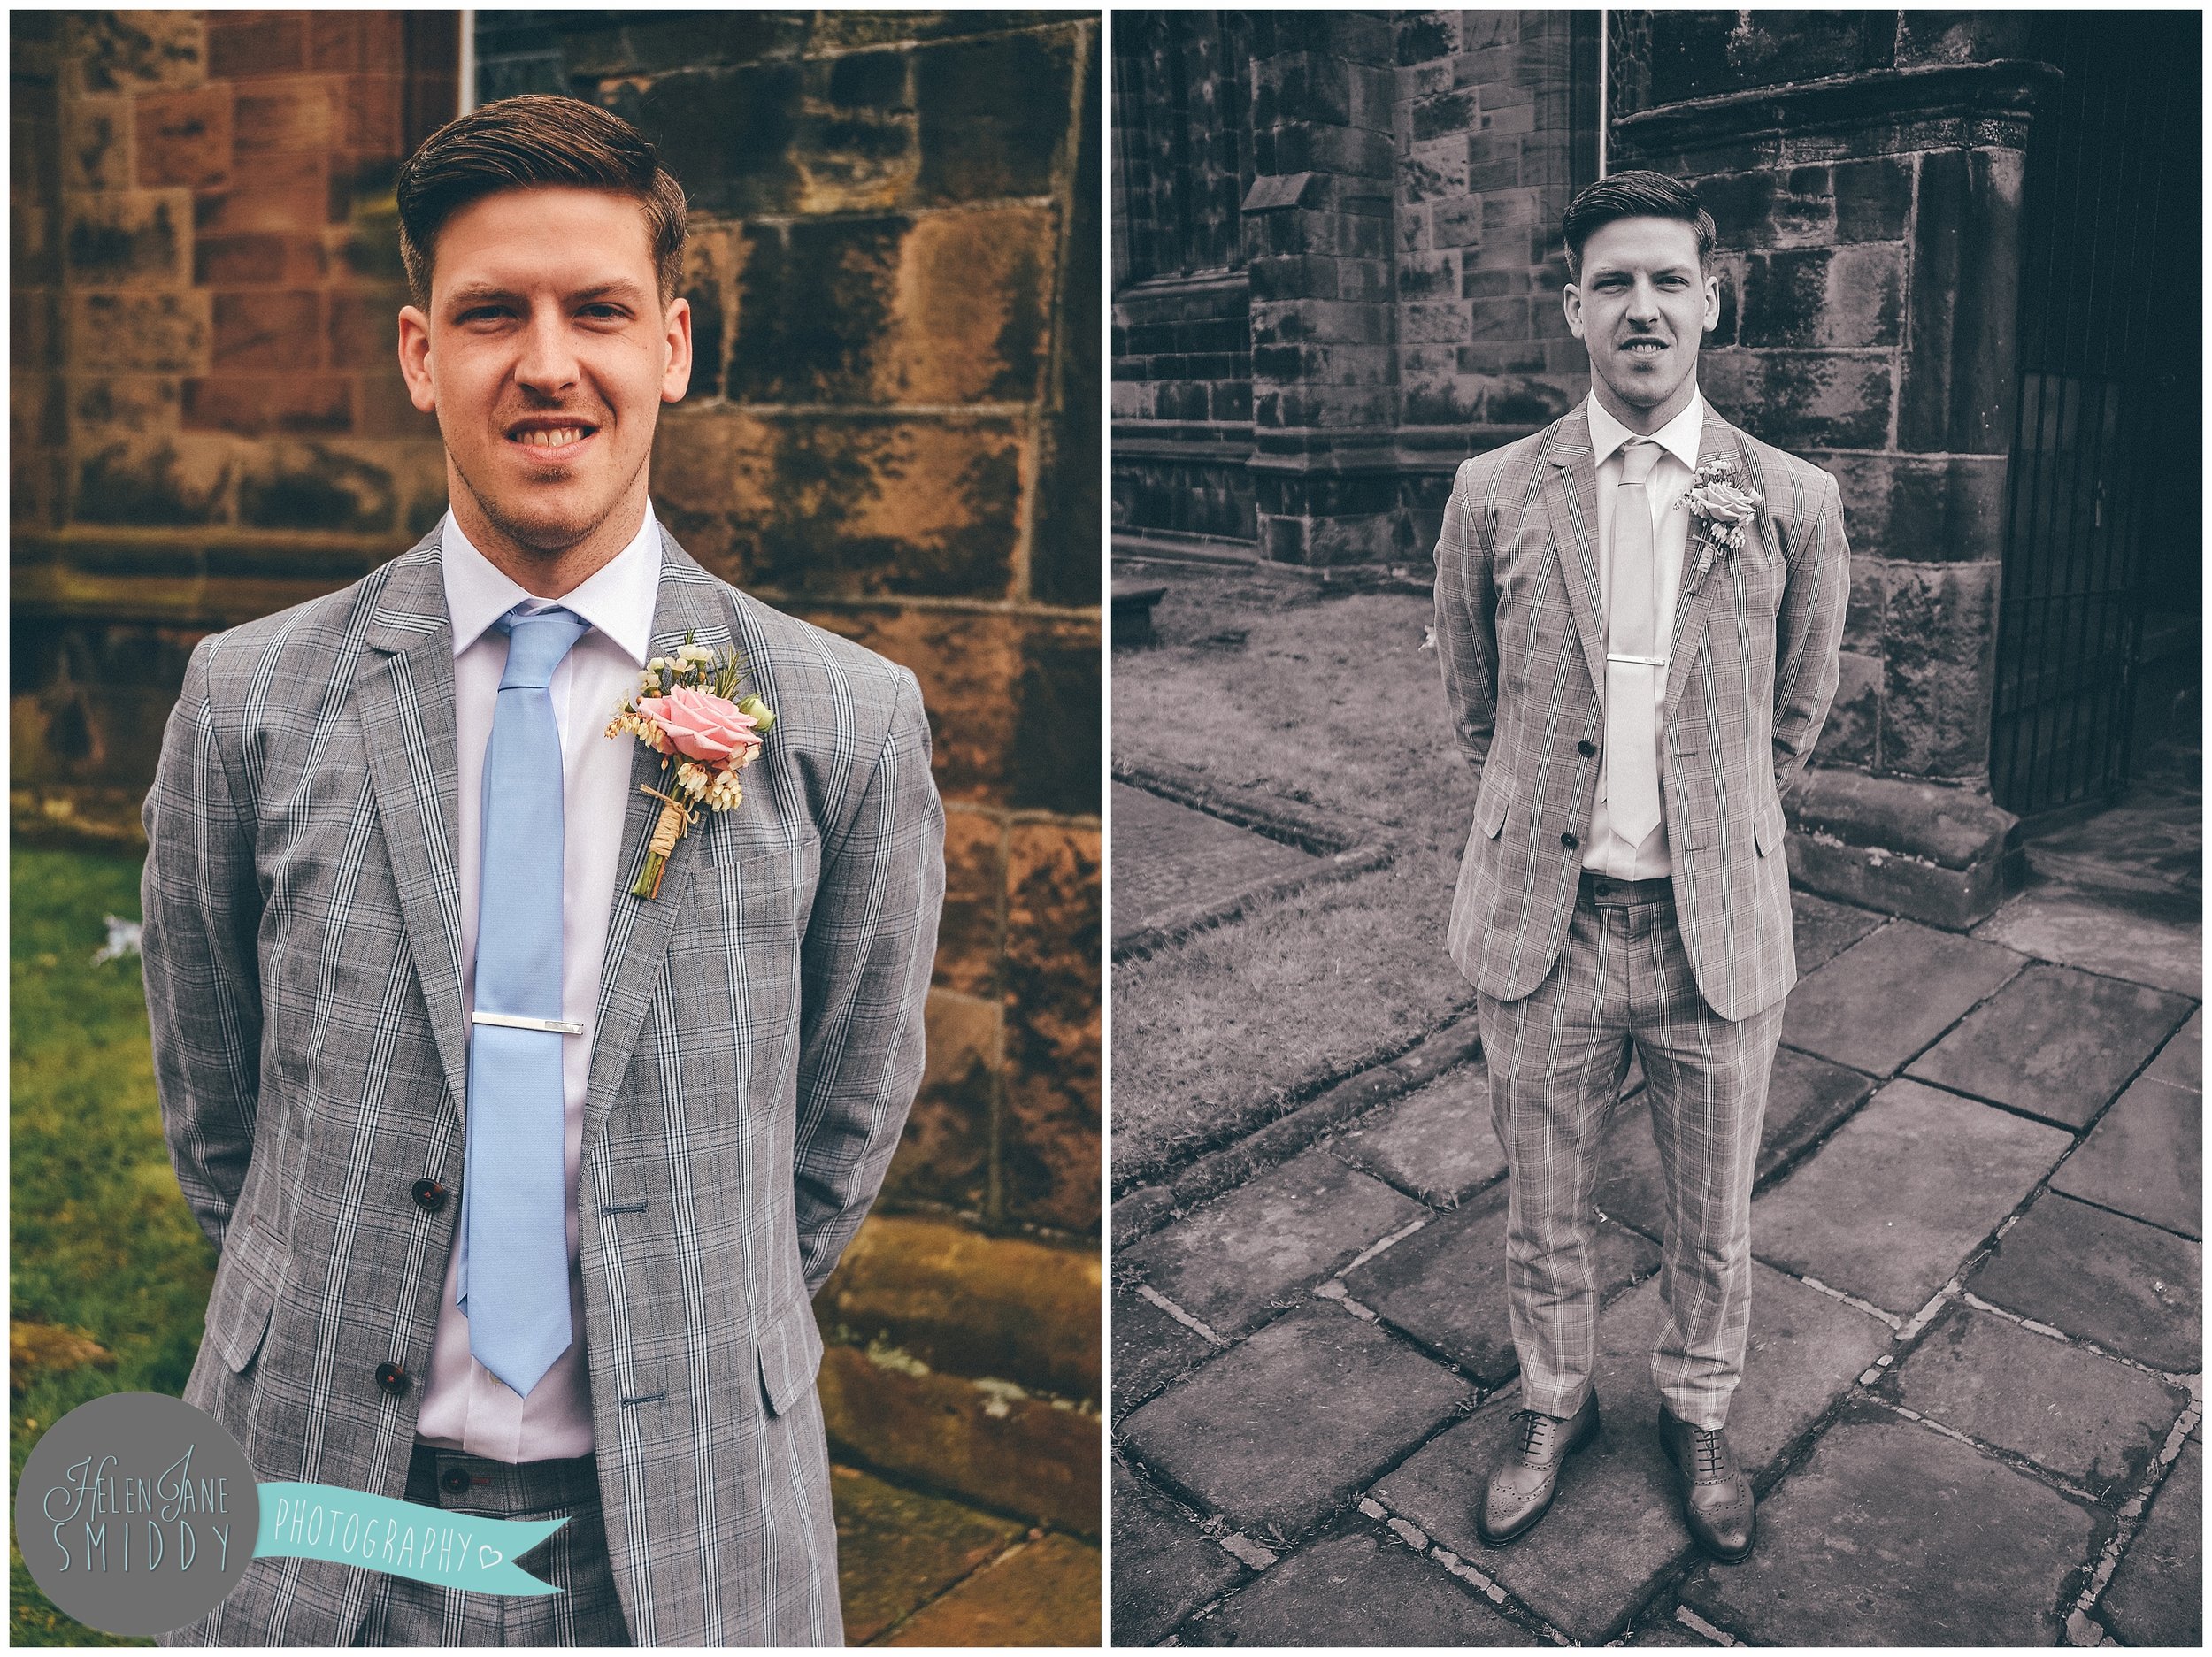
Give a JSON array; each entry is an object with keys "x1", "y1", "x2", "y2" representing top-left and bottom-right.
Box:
[{"x1": 604, "y1": 633, "x2": 775, "y2": 899}]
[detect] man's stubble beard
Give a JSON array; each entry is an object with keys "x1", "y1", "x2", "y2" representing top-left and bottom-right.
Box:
[{"x1": 446, "y1": 434, "x2": 655, "y2": 570}]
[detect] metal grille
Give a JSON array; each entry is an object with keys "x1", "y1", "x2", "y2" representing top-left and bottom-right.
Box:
[{"x1": 1990, "y1": 13, "x2": 2201, "y2": 815}]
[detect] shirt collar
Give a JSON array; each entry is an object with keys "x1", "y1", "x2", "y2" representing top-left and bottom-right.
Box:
[
  {"x1": 441, "y1": 505, "x2": 662, "y2": 667},
  {"x1": 1586, "y1": 383, "x2": 1706, "y2": 476}
]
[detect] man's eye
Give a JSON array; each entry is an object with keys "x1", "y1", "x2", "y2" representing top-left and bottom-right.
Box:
[{"x1": 580, "y1": 305, "x2": 625, "y2": 320}]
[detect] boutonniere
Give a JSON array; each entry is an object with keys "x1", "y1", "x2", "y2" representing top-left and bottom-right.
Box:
[
  {"x1": 1678, "y1": 454, "x2": 1763, "y2": 594},
  {"x1": 605, "y1": 633, "x2": 775, "y2": 899}
]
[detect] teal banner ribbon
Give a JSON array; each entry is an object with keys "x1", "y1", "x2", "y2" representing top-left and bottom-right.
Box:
[{"x1": 254, "y1": 1483, "x2": 566, "y2": 1597}]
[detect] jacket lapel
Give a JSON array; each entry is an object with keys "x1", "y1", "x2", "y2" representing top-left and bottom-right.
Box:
[
  {"x1": 354, "y1": 531, "x2": 472, "y2": 1124},
  {"x1": 1540, "y1": 404, "x2": 1608, "y2": 694},
  {"x1": 1665, "y1": 405, "x2": 1763, "y2": 710},
  {"x1": 584, "y1": 531, "x2": 737, "y2": 1146}
]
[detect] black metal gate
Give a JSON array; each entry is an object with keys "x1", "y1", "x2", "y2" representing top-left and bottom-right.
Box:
[{"x1": 1989, "y1": 12, "x2": 2202, "y2": 816}]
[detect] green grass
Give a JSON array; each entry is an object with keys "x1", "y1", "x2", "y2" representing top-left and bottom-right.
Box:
[
  {"x1": 1110, "y1": 566, "x2": 1487, "y2": 1185},
  {"x1": 11, "y1": 845, "x2": 211, "y2": 1646}
]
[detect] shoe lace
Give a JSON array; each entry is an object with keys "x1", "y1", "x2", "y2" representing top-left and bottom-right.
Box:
[
  {"x1": 1513, "y1": 1409, "x2": 1559, "y2": 1458},
  {"x1": 1692, "y1": 1427, "x2": 1725, "y2": 1479}
]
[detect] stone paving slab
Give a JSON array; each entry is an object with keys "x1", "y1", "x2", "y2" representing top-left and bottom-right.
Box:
[
  {"x1": 1120, "y1": 1303, "x2": 1474, "y2": 1544},
  {"x1": 1678, "y1": 1405, "x2": 2104, "y2": 1646},
  {"x1": 1907, "y1": 963, "x2": 2194, "y2": 1128},
  {"x1": 1344, "y1": 1182, "x2": 1659, "y2": 1384},
  {"x1": 1110, "y1": 1458, "x2": 1248, "y2": 1646},
  {"x1": 1326, "y1": 1064, "x2": 1507, "y2": 1207},
  {"x1": 1371, "y1": 1263, "x2": 1888, "y2": 1643},
  {"x1": 1597, "y1": 1050, "x2": 1874, "y2": 1239},
  {"x1": 1121, "y1": 1147, "x2": 1429, "y2": 1339},
  {"x1": 1111, "y1": 782, "x2": 1319, "y2": 947},
  {"x1": 1965, "y1": 1191, "x2": 2203, "y2": 1372},
  {"x1": 2141, "y1": 1006, "x2": 2200, "y2": 1090},
  {"x1": 1113, "y1": 1288, "x2": 1217, "y2": 1421},
  {"x1": 1753, "y1": 1079, "x2": 2072, "y2": 1316},
  {"x1": 1973, "y1": 884, "x2": 2202, "y2": 999},
  {"x1": 2048, "y1": 1071, "x2": 2202, "y2": 1240},
  {"x1": 1177, "y1": 1520, "x2": 1541, "y2": 1646},
  {"x1": 1625, "y1": 1610, "x2": 1718, "y2": 1645},
  {"x1": 1878, "y1": 1301, "x2": 2191, "y2": 1499},
  {"x1": 833, "y1": 1463, "x2": 1025, "y2": 1644},
  {"x1": 1792, "y1": 890, "x2": 1885, "y2": 977},
  {"x1": 2097, "y1": 1437, "x2": 2201, "y2": 1647},
  {"x1": 880, "y1": 1530, "x2": 1100, "y2": 1646},
  {"x1": 1781, "y1": 921, "x2": 2026, "y2": 1077}
]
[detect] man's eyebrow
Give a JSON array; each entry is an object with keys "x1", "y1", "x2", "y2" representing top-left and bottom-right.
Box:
[
  {"x1": 1586, "y1": 262, "x2": 1696, "y2": 280},
  {"x1": 442, "y1": 280, "x2": 650, "y2": 310}
]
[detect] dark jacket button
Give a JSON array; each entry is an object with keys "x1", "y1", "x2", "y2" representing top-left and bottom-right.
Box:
[
  {"x1": 1578, "y1": 739, "x2": 1598, "y2": 757},
  {"x1": 412, "y1": 1178, "x2": 449, "y2": 1212},
  {"x1": 441, "y1": 1466, "x2": 472, "y2": 1494},
  {"x1": 1561, "y1": 832, "x2": 1579, "y2": 849},
  {"x1": 375, "y1": 1362, "x2": 410, "y2": 1396}
]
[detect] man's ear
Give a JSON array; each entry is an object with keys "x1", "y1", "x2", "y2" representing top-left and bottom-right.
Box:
[
  {"x1": 660, "y1": 295, "x2": 693, "y2": 405},
  {"x1": 1701, "y1": 268, "x2": 1722, "y2": 334},
  {"x1": 1562, "y1": 281, "x2": 1586, "y2": 341},
  {"x1": 396, "y1": 305, "x2": 437, "y2": 414}
]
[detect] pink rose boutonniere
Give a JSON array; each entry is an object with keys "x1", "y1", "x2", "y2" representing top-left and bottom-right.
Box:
[
  {"x1": 605, "y1": 633, "x2": 775, "y2": 899},
  {"x1": 1678, "y1": 455, "x2": 1763, "y2": 595}
]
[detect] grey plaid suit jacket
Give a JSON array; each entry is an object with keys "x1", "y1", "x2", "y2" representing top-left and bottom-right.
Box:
[
  {"x1": 142, "y1": 523, "x2": 945, "y2": 1645},
  {"x1": 1433, "y1": 402, "x2": 1848, "y2": 1022}
]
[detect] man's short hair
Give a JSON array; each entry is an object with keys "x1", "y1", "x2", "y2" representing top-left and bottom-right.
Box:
[
  {"x1": 396, "y1": 94, "x2": 687, "y2": 310},
  {"x1": 1562, "y1": 170, "x2": 1716, "y2": 283}
]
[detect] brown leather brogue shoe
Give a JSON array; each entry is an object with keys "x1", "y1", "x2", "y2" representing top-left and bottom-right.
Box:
[
  {"x1": 1475, "y1": 1390, "x2": 1600, "y2": 1546},
  {"x1": 1656, "y1": 1404, "x2": 1755, "y2": 1562}
]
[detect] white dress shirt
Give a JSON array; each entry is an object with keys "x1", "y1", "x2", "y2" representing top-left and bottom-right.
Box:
[
  {"x1": 414, "y1": 506, "x2": 662, "y2": 1461},
  {"x1": 1582, "y1": 386, "x2": 1704, "y2": 880}
]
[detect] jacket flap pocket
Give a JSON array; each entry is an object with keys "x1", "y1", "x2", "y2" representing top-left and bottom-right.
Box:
[
  {"x1": 1479, "y1": 785, "x2": 1509, "y2": 840},
  {"x1": 756, "y1": 1296, "x2": 826, "y2": 1419},
  {"x1": 1754, "y1": 802, "x2": 1786, "y2": 858},
  {"x1": 208, "y1": 1235, "x2": 280, "y2": 1374}
]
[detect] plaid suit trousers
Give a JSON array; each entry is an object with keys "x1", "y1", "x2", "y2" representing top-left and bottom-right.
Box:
[
  {"x1": 357, "y1": 1449, "x2": 628, "y2": 1645},
  {"x1": 1479, "y1": 877, "x2": 1784, "y2": 1430}
]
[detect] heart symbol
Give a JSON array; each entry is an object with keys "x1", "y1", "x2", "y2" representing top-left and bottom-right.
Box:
[{"x1": 479, "y1": 1545, "x2": 504, "y2": 1570}]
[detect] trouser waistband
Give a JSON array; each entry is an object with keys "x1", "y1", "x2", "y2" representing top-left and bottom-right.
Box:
[
  {"x1": 1578, "y1": 870, "x2": 1673, "y2": 906},
  {"x1": 406, "y1": 1443, "x2": 599, "y2": 1515}
]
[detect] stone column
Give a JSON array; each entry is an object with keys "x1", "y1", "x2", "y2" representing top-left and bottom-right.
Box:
[
  {"x1": 1612, "y1": 13, "x2": 2058, "y2": 925},
  {"x1": 1241, "y1": 12, "x2": 1400, "y2": 564}
]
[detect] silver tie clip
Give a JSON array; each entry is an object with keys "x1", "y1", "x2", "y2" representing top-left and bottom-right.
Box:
[{"x1": 472, "y1": 1010, "x2": 586, "y2": 1036}]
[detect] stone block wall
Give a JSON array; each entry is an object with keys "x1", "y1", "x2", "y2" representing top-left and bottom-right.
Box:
[
  {"x1": 1611, "y1": 11, "x2": 2044, "y2": 791},
  {"x1": 475, "y1": 9, "x2": 1102, "y2": 1529},
  {"x1": 12, "y1": 10, "x2": 457, "y2": 797},
  {"x1": 1110, "y1": 10, "x2": 1599, "y2": 566},
  {"x1": 1110, "y1": 14, "x2": 1257, "y2": 552},
  {"x1": 1389, "y1": 9, "x2": 1594, "y2": 555}
]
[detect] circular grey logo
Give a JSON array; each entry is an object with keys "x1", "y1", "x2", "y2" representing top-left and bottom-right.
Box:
[{"x1": 14, "y1": 1392, "x2": 260, "y2": 1638}]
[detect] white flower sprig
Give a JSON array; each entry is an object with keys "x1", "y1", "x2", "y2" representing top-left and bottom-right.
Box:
[{"x1": 1678, "y1": 455, "x2": 1763, "y2": 593}]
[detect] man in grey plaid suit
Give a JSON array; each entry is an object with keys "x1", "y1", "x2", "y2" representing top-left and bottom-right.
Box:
[
  {"x1": 1432, "y1": 173, "x2": 1847, "y2": 1561},
  {"x1": 142, "y1": 97, "x2": 942, "y2": 1645}
]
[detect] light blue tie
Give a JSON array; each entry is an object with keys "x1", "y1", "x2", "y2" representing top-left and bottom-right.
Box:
[{"x1": 460, "y1": 603, "x2": 591, "y2": 1398}]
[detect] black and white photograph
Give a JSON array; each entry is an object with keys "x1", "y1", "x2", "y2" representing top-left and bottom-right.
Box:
[{"x1": 1110, "y1": 10, "x2": 2201, "y2": 1647}]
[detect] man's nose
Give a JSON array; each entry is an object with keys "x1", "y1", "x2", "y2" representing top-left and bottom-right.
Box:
[
  {"x1": 1625, "y1": 278, "x2": 1661, "y2": 323},
  {"x1": 514, "y1": 307, "x2": 580, "y2": 392}
]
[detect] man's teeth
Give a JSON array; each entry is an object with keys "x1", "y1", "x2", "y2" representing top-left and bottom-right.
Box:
[{"x1": 517, "y1": 428, "x2": 587, "y2": 446}]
